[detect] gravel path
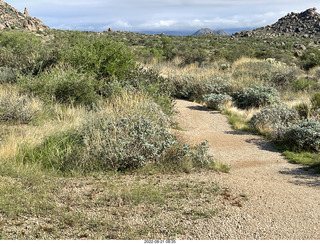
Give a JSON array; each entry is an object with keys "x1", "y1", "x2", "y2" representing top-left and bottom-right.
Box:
[{"x1": 174, "y1": 99, "x2": 320, "y2": 240}]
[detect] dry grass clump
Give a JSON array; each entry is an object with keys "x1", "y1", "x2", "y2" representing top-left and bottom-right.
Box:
[
  {"x1": 0, "y1": 102, "x2": 86, "y2": 160},
  {"x1": 0, "y1": 86, "x2": 42, "y2": 124}
]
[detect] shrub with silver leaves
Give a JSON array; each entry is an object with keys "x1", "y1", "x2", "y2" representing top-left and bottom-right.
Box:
[
  {"x1": 284, "y1": 120, "x2": 320, "y2": 152},
  {"x1": 250, "y1": 104, "x2": 299, "y2": 139},
  {"x1": 203, "y1": 93, "x2": 233, "y2": 110},
  {"x1": 81, "y1": 115, "x2": 175, "y2": 171},
  {"x1": 233, "y1": 86, "x2": 280, "y2": 109}
]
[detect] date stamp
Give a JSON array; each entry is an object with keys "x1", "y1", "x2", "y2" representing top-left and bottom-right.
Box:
[{"x1": 144, "y1": 240, "x2": 176, "y2": 244}]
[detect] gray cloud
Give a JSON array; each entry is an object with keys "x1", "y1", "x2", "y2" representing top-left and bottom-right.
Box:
[{"x1": 4, "y1": 0, "x2": 320, "y2": 32}]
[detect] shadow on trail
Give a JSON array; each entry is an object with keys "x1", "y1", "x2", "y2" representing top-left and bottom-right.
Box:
[
  {"x1": 245, "y1": 138, "x2": 281, "y2": 153},
  {"x1": 186, "y1": 105, "x2": 220, "y2": 114},
  {"x1": 225, "y1": 130, "x2": 250, "y2": 135},
  {"x1": 279, "y1": 168, "x2": 320, "y2": 187}
]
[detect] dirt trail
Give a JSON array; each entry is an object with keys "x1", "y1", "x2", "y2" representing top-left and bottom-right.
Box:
[{"x1": 174, "y1": 99, "x2": 320, "y2": 240}]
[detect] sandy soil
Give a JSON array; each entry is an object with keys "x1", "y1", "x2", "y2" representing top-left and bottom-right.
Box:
[{"x1": 173, "y1": 99, "x2": 320, "y2": 240}]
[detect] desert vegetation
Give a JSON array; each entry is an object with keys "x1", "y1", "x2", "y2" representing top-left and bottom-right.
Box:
[{"x1": 0, "y1": 27, "x2": 319, "y2": 239}]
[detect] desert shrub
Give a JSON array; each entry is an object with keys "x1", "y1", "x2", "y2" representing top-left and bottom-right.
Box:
[
  {"x1": 0, "y1": 31, "x2": 56, "y2": 74},
  {"x1": 0, "y1": 31, "x2": 41, "y2": 69},
  {"x1": 172, "y1": 75, "x2": 233, "y2": 100},
  {"x1": 195, "y1": 76, "x2": 233, "y2": 96},
  {"x1": 118, "y1": 67, "x2": 174, "y2": 115},
  {"x1": 292, "y1": 78, "x2": 320, "y2": 91},
  {"x1": 301, "y1": 49, "x2": 320, "y2": 70},
  {"x1": 268, "y1": 69, "x2": 298, "y2": 88},
  {"x1": 309, "y1": 66, "x2": 320, "y2": 81},
  {"x1": 231, "y1": 59, "x2": 300, "y2": 89},
  {"x1": 171, "y1": 75, "x2": 198, "y2": 99},
  {"x1": 158, "y1": 140, "x2": 219, "y2": 172},
  {"x1": 61, "y1": 36, "x2": 135, "y2": 80},
  {"x1": 18, "y1": 93, "x2": 175, "y2": 173},
  {"x1": 0, "y1": 91, "x2": 42, "y2": 124},
  {"x1": 294, "y1": 103, "x2": 311, "y2": 119},
  {"x1": 81, "y1": 115, "x2": 175, "y2": 171},
  {"x1": 233, "y1": 60, "x2": 274, "y2": 76},
  {"x1": 79, "y1": 92, "x2": 175, "y2": 171},
  {"x1": 284, "y1": 120, "x2": 320, "y2": 152},
  {"x1": 0, "y1": 67, "x2": 18, "y2": 83},
  {"x1": 249, "y1": 104, "x2": 299, "y2": 139},
  {"x1": 311, "y1": 92, "x2": 320, "y2": 109},
  {"x1": 182, "y1": 48, "x2": 207, "y2": 65},
  {"x1": 233, "y1": 86, "x2": 280, "y2": 109},
  {"x1": 203, "y1": 94, "x2": 233, "y2": 110},
  {"x1": 160, "y1": 36, "x2": 177, "y2": 61},
  {"x1": 18, "y1": 66, "x2": 98, "y2": 105}
]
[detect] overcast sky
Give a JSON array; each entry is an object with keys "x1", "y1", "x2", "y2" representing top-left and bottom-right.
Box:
[{"x1": 4, "y1": 0, "x2": 320, "y2": 33}]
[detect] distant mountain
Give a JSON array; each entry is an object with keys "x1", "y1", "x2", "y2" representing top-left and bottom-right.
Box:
[
  {"x1": 0, "y1": 0, "x2": 48, "y2": 31},
  {"x1": 193, "y1": 28, "x2": 229, "y2": 36},
  {"x1": 234, "y1": 7, "x2": 320, "y2": 38}
]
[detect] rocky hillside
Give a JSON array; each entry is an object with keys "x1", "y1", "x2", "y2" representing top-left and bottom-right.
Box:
[
  {"x1": 193, "y1": 28, "x2": 229, "y2": 36},
  {"x1": 0, "y1": 0, "x2": 48, "y2": 31},
  {"x1": 234, "y1": 8, "x2": 320, "y2": 38}
]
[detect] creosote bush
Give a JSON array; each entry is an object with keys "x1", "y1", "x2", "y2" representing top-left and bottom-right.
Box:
[
  {"x1": 61, "y1": 36, "x2": 136, "y2": 80},
  {"x1": 233, "y1": 86, "x2": 280, "y2": 109},
  {"x1": 0, "y1": 31, "x2": 42, "y2": 71},
  {"x1": 18, "y1": 66, "x2": 98, "y2": 105}
]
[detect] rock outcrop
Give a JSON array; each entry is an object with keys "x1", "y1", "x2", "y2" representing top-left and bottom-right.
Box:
[
  {"x1": 193, "y1": 28, "x2": 229, "y2": 36},
  {"x1": 0, "y1": 0, "x2": 48, "y2": 31},
  {"x1": 234, "y1": 8, "x2": 320, "y2": 38}
]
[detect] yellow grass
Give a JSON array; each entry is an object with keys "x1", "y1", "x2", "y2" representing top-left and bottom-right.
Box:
[
  {"x1": 283, "y1": 92, "x2": 311, "y2": 108},
  {"x1": 144, "y1": 58, "x2": 225, "y2": 80},
  {"x1": 0, "y1": 102, "x2": 86, "y2": 159}
]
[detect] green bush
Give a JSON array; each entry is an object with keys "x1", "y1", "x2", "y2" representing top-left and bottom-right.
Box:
[
  {"x1": 182, "y1": 49, "x2": 207, "y2": 65},
  {"x1": 311, "y1": 92, "x2": 320, "y2": 109},
  {"x1": 284, "y1": 120, "x2": 320, "y2": 152},
  {"x1": 61, "y1": 36, "x2": 135, "y2": 80},
  {"x1": 171, "y1": 75, "x2": 198, "y2": 99},
  {"x1": 294, "y1": 103, "x2": 311, "y2": 119},
  {"x1": 119, "y1": 67, "x2": 174, "y2": 116},
  {"x1": 203, "y1": 93, "x2": 233, "y2": 110},
  {"x1": 0, "y1": 31, "x2": 53, "y2": 74},
  {"x1": 0, "y1": 91, "x2": 42, "y2": 124},
  {"x1": 233, "y1": 86, "x2": 280, "y2": 109},
  {"x1": 172, "y1": 75, "x2": 233, "y2": 100},
  {"x1": 249, "y1": 104, "x2": 299, "y2": 139},
  {"x1": 18, "y1": 66, "x2": 98, "y2": 105},
  {"x1": 292, "y1": 78, "x2": 320, "y2": 91},
  {"x1": 301, "y1": 49, "x2": 320, "y2": 70}
]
